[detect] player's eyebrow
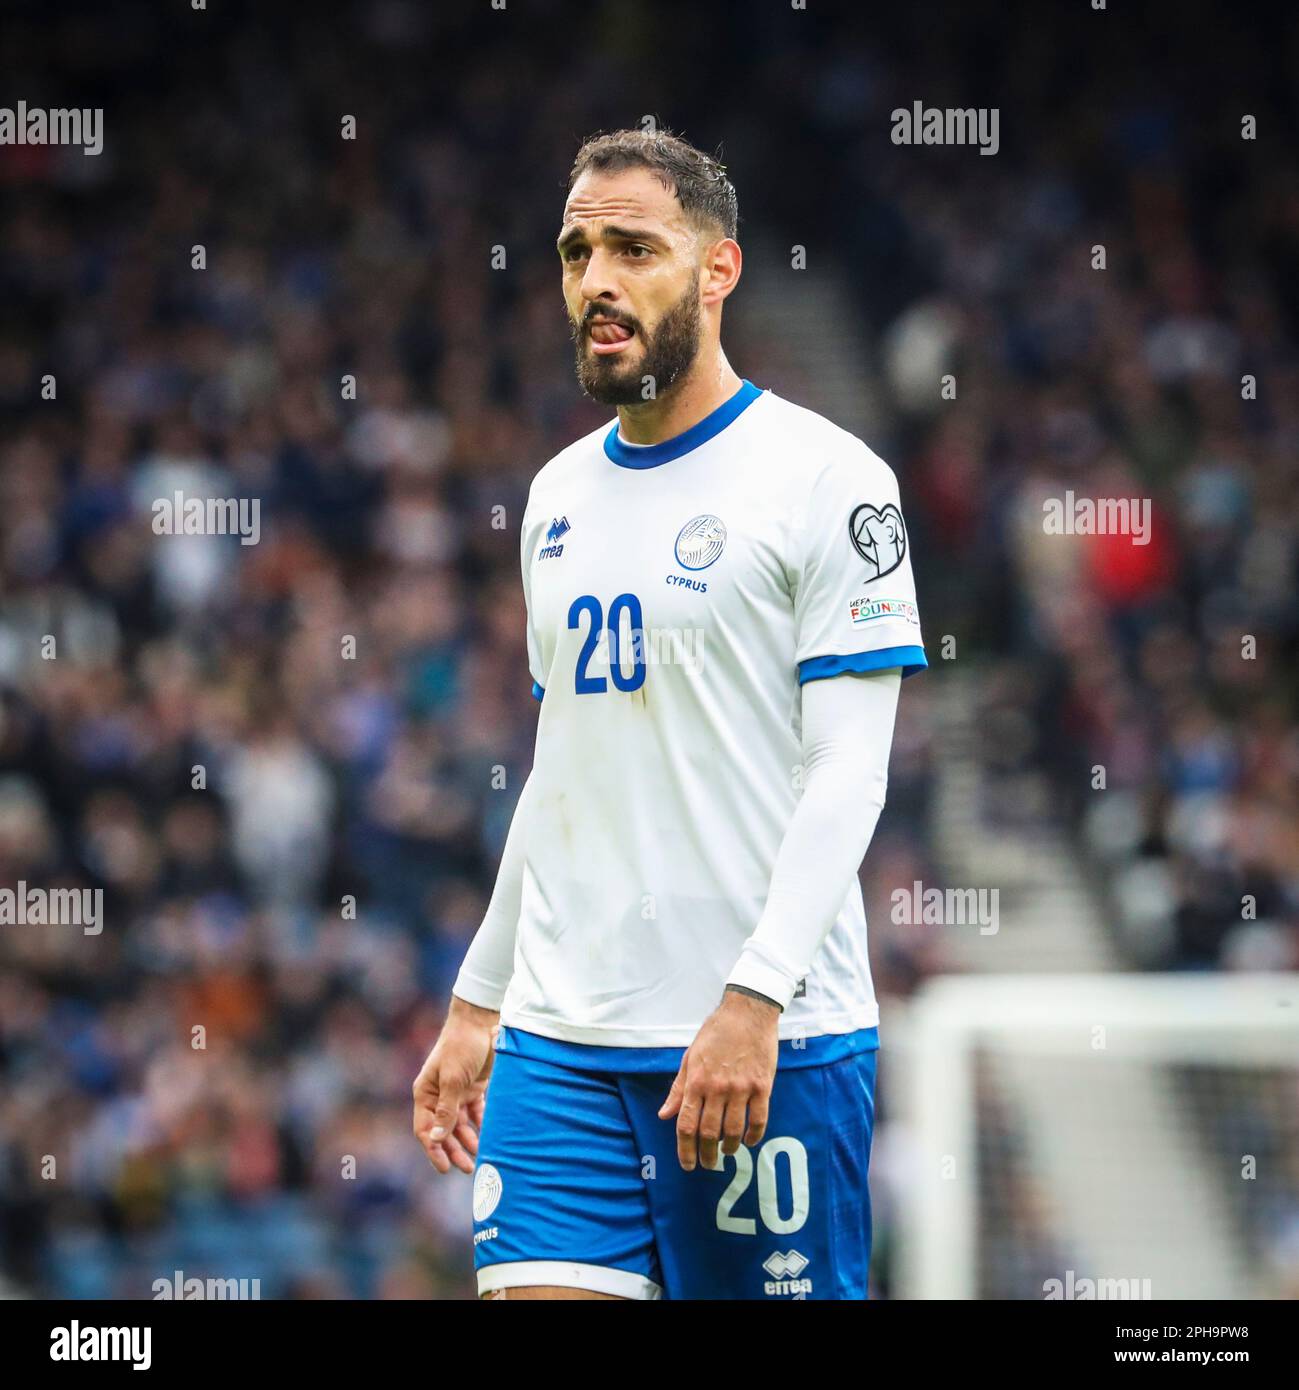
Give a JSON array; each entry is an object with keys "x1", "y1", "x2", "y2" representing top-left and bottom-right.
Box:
[{"x1": 556, "y1": 223, "x2": 666, "y2": 253}]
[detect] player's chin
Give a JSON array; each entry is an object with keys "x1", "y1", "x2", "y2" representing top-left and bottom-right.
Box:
[{"x1": 577, "y1": 352, "x2": 646, "y2": 405}]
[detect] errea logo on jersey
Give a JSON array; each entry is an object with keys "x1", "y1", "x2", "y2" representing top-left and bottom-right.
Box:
[
  {"x1": 763, "y1": 1249, "x2": 812, "y2": 1297},
  {"x1": 540, "y1": 516, "x2": 570, "y2": 560}
]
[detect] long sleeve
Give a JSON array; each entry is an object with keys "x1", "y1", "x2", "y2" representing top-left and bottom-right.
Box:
[
  {"x1": 451, "y1": 771, "x2": 536, "y2": 1010},
  {"x1": 725, "y1": 667, "x2": 901, "y2": 1009}
]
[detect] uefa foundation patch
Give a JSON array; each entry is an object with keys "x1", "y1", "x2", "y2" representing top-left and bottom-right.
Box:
[{"x1": 848, "y1": 596, "x2": 919, "y2": 626}]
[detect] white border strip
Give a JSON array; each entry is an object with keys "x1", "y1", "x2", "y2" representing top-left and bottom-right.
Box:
[{"x1": 477, "y1": 1261, "x2": 662, "y2": 1300}]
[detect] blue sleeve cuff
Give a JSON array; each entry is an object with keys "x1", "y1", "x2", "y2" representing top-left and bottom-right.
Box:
[
  {"x1": 531, "y1": 681, "x2": 545, "y2": 702},
  {"x1": 798, "y1": 645, "x2": 928, "y2": 684}
]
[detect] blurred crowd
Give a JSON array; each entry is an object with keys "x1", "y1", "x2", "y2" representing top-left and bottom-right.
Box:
[{"x1": 0, "y1": 0, "x2": 1295, "y2": 1297}]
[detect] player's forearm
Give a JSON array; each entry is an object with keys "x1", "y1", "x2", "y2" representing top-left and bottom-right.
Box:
[
  {"x1": 451, "y1": 771, "x2": 535, "y2": 1011},
  {"x1": 726, "y1": 669, "x2": 901, "y2": 1010}
]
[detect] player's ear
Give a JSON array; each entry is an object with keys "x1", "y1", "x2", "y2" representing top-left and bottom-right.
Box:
[{"x1": 700, "y1": 236, "x2": 742, "y2": 306}]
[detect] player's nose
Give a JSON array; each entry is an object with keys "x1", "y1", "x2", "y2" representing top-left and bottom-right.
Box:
[{"x1": 578, "y1": 250, "x2": 620, "y2": 303}]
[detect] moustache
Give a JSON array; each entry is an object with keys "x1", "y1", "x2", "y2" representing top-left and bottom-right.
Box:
[{"x1": 577, "y1": 309, "x2": 641, "y2": 336}]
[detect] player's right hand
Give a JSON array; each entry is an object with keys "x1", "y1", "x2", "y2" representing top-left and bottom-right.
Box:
[{"x1": 412, "y1": 996, "x2": 498, "y2": 1175}]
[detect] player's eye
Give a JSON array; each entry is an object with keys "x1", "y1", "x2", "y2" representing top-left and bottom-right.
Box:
[
  {"x1": 624, "y1": 244, "x2": 652, "y2": 259},
  {"x1": 561, "y1": 245, "x2": 589, "y2": 263}
]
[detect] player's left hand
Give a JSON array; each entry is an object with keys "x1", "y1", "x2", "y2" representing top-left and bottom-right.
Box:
[{"x1": 659, "y1": 988, "x2": 780, "y2": 1172}]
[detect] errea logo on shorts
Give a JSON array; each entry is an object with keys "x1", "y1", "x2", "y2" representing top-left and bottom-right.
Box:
[
  {"x1": 762, "y1": 1249, "x2": 812, "y2": 1297},
  {"x1": 473, "y1": 1163, "x2": 503, "y2": 1221},
  {"x1": 848, "y1": 596, "x2": 918, "y2": 626}
]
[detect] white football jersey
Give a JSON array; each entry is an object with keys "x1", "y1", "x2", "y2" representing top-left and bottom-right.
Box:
[{"x1": 502, "y1": 381, "x2": 926, "y2": 1047}]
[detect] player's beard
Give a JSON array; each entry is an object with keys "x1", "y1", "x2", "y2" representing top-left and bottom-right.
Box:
[{"x1": 572, "y1": 285, "x2": 702, "y2": 406}]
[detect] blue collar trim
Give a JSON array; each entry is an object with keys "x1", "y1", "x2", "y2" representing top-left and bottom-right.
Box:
[{"x1": 603, "y1": 380, "x2": 763, "y2": 469}]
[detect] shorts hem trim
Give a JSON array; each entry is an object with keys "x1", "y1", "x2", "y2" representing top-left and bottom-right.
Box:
[{"x1": 476, "y1": 1260, "x2": 662, "y2": 1300}]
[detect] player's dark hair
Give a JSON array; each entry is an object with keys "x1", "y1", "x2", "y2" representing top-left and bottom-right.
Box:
[{"x1": 568, "y1": 128, "x2": 738, "y2": 242}]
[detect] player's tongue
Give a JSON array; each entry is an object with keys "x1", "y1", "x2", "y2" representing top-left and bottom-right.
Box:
[{"x1": 589, "y1": 322, "x2": 633, "y2": 344}]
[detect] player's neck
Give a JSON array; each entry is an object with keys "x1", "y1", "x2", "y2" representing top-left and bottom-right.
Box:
[{"x1": 613, "y1": 353, "x2": 744, "y2": 447}]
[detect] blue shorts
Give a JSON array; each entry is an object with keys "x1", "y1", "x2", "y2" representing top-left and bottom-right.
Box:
[{"x1": 472, "y1": 1025, "x2": 879, "y2": 1300}]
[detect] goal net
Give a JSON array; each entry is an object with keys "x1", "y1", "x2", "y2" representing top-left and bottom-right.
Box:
[{"x1": 885, "y1": 973, "x2": 1299, "y2": 1300}]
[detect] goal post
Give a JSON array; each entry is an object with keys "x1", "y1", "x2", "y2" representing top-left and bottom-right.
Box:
[{"x1": 886, "y1": 973, "x2": 1299, "y2": 1300}]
